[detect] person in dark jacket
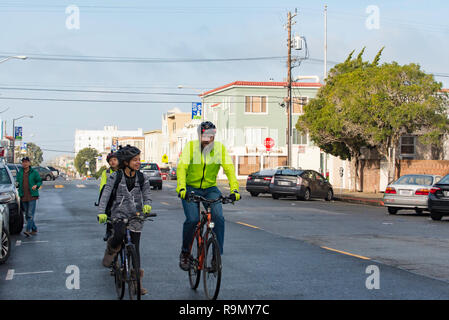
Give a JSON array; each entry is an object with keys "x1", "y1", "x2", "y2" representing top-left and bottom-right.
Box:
[{"x1": 17, "y1": 157, "x2": 43, "y2": 237}]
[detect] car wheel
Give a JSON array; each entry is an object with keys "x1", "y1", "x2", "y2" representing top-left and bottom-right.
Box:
[
  {"x1": 272, "y1": 194, "x2": 280, "y2": 200},
  {"x1": 250, "y1": 192, "x2": 259, "y2": 197},
  {"x1": 387, "y1": 207, "x2": 398, "y2": 215},
  {"x1": 430, "y1": 211, "x2": 443, "y2": 221},
  {"x1": 302, "y1": 188, "x2": 311, "y2": 201},
  {"x1": 158, "y1": 185, "x2": 163, "y2": 190},
  {"x1": 45, "y1": 175, "x2": 52, "y2": 181},
  {"x1": 9, "y1": 209, "x2": 24, "y2": 235},
  {"x1": 0, "y1": 227, "x2": 11, "y2": 264},
  {"x1": 325, "y1": 189, "x2": 333, "y2": 201}
]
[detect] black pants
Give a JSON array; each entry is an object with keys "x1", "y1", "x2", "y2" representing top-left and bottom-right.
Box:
[{"x1": 110, "y1": 221, "x2": 141, "y2": 264}]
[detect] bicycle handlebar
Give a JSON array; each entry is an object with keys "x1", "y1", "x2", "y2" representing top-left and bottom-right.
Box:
[
  {"x1": 186, "y1": 192, "x2": 234, "y2": 204},
  {"x1": 97, "y1": 212, "x2": 157, "y2": 224}
]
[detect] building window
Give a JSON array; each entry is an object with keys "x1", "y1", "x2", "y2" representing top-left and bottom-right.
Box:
[
  {"x1": 292, "y1": 97, "x2": 308, "y2": 114},
  {"x1": 400, "y1": 136, "x2": 415, "y2": 157},
  {"x1": 245, "y1": 96, "x2": 267, "y2": 113},
  {"x1": 173, "y1": 122, "x2": 176, "y2": 133},
  {"x1": 292, "y1": 129, "x2": 308, "y2": 145},
  {"x1": 245, "y1": 127, "x2": 268, "y2": 146}
]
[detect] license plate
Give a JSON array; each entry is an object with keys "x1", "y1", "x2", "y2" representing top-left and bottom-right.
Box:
[
  {"x1": 278, "y1": 181, "x2": 290, "y2": 186},
  {"x1": 254, "y1": 179, "x2": 262, "y2": 183},
  {"x1": 444, "y1": 191, "x2": 449, "y2": 197},
  {"x1": 400, "y1": 190, "x2": 413, "y2": 196}
]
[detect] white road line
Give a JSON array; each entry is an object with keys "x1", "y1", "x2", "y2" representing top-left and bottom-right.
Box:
[
  {"x1": 21, "y1": 241, "x2": 49, "y2": 244},
  {"x1": 16, "y1": 240, "x2": 22, "y2": 246},
  {"x1": 76, "y1": 185, "x2": 86, "y2": 188},
  {"x1": 6, "y1": 269, "x2": 14, "y2": 280}
]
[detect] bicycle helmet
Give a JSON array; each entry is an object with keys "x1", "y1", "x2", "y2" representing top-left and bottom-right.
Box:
[
  {"x1": 106, "y1": 152, "x2": 118, "y2": 163},
  {"x1": 116, "y1": 145, "x2": 141, "y2": 165},
  {"x1": 200, "y1": 121, "x2": 216, "y2": 134}
]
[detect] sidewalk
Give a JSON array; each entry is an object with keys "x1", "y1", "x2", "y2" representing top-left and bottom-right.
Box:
[{"x1": 333, "y1": 188, "x2": 385, "y2": 207}]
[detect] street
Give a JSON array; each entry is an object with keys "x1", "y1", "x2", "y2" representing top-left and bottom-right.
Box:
[{"x1": 2, "y1": 180, "x2": 449, "y2": 300}]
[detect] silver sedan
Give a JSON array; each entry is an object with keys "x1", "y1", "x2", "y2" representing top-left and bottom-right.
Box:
[{"x1": 383, "y1": 174, "x2": 442, "y2": 214}]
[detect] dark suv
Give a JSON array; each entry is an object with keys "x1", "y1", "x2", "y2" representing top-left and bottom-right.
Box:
[
  {"x1": 33, "y1": 166, "x2": 55, "y2": 181},
  {"x1": 269, "y1": 169, "x2": 333, "y2": 201}
]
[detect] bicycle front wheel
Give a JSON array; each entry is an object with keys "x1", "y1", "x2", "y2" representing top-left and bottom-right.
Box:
[
  {"x1": 114, "y1": 251, "x2": 125, "y2": 300},
  {"x1": 189, "y1": 234, "x2": 202, "y2": 290},
  {"x1": 126, "y1": 245, "x2": 141, "y2": 301},
  {"x1": 203, "y1": 232, "x2": 222, "y2": 300}
]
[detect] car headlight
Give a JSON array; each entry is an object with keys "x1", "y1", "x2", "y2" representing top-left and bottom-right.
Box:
[{"x1": 0, "y1": 192, "x2": 15, "y2": 204}]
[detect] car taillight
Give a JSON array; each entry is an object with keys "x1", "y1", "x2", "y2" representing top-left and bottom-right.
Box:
[
  {"x1": 385, "y1": 187, "x2": 397, "y2": 194},
  {"x1": 430, "y1": 187, "x2": 441, "y2": 194},
  {"x1": 415, "y1": 188, "x2": 429, "y2": 196},
  {"x1": 247, "y1": 176, "x2": 252, "y2": 180},
  {"x1": 270, "y1": 176, "x2": 275, "y2": 184},
  {"x1": 264, "y1": 177, "x2": 271, "y2": 181},
  {"x1": 296, "y1": 177, "x2": 303, "y2": 185}
]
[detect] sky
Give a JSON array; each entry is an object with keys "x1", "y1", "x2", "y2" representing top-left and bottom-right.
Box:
[{"x1": 0, "y1": 0, "x2": 447, "y2": 163}]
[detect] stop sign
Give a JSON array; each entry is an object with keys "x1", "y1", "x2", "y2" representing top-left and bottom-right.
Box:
[{"x1": 264, "y1": 137, "x2": 275, "y2": 151}]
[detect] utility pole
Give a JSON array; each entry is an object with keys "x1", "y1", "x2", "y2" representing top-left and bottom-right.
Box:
[
  {"x1": 286, "y1": 10, "x2": 296, "y2": 167},
  {"x1": 324, "y1": 4, "x2": 328, "y2": 81}
]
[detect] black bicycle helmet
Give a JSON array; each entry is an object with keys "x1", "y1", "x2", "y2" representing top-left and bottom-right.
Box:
[
  {"x1": 116, "y1": 145, "x2": 141, "y2": 163},
  {"x1": 106, "y1": 152, "x2": 118, "y2": 163},
  {"x1": 200, "y1": 121, "x2": 216, "y2": 134}
]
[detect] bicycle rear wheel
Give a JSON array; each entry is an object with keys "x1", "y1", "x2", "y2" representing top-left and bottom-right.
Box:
[
  {"x1": 189, "y1": 234, "x2": 202, "y2": 290},
  {"x1": 203, "y1": 233, "x2": 222, "y2": 300},
  {"x1": 126, "y1": 245, "x2": 141, "y2": 300},
  {"x1": 114, "y1": 250, "x2": 125, "y2": 300}
]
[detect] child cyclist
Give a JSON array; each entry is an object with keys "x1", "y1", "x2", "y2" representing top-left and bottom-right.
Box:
[{"x1": 97, "y1": 145, "x2": 152, "y2": 295}]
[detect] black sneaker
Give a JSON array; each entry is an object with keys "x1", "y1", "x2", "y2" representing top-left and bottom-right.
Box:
[{"x1": 179, "y1": 252, "x2": 190, "y2": 271}]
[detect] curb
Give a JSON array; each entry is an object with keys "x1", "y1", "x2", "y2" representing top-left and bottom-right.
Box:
[{"x1": 334, "y1": 196, "x2": 384, "y2": 207}]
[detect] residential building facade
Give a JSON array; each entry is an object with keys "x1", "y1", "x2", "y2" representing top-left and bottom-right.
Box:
[
  {"x1": 161, "y1": 108, "x2": 191, "y2": 167},
  {"x1": 144, "y1": 130, "x2": 162, "y2": 164}
]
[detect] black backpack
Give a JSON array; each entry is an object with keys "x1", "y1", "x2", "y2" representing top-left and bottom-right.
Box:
[{"x1": 95, "y1": 170, "x2": 145, "y2": 215}]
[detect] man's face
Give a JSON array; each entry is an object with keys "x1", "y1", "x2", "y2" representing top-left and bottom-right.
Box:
[
  {"x1": 22, "y1": 160, "x2": 30, "y2": 169},
  {"x1": 201, "y1": 129, "x2": 216, "y2": 148},
  {"x1": 108, "y1": 157, "x2": 119, "y2": 169}
]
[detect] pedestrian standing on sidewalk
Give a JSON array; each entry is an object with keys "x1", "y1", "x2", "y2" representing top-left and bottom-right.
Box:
[{"x1": 17, "y1": 157, "x2": 42, "y2": 237}]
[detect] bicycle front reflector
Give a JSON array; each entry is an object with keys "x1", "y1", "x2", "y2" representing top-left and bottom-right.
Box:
[{"x1": 209, "y1": 222, "x2": 215, "y2": 229}]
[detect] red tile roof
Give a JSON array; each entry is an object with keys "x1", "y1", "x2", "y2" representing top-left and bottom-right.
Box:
[{"x1": 201, "y1": 81, "x2": 322, "y2": 97}]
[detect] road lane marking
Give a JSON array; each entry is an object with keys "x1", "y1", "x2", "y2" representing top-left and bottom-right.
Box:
[
  {"x1": 15, "y1": 240, "x2": 22, "y2": 246},
  {"x1": 6, "y1": 269, "x2": 14, "y2": 280},
  {"x1": 321, "y1": 246, "x2": 371, "y2": 260},
  {"x1": 161, "y1": 202, "x2": 170, "y2": 206},
  {"x1": 236, "y1": 222, "x2": 262, "y2": 230},
  {"x1": 55, "y1": 185, "x2": 65, "y2": 189},
  {"x1": 21, "y1": 241, "x2": 49, "y2": 244},
  {"x1": 6, "y1": 270, "x2": 54, "y2": 280},
  {"x1": 76, "y1": 185, "x2": 86, "y2": 188}
]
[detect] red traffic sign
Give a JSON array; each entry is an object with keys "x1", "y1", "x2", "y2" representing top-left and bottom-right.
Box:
[{"x1": 264, "y1": 137, "x2": 275, "y2": 151}]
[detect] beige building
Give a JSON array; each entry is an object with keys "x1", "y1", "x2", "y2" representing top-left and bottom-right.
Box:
[
  {"x1": 161, "y1": 108, "x2": 191, "y2": 167},
  {"x1": 144, "y1": 130, "x2": 162, "y2": 164}
]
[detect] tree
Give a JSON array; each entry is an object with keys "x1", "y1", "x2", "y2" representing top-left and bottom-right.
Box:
[
  {"x1": 74, "y1": 148, "x2": 99, "y2": 176},
  {"x1": 297, "y1": 47, "x2": 449, "y2": 191},
  {"x1": 23, "y1": 143, "x2": 44, "y2": 166}
]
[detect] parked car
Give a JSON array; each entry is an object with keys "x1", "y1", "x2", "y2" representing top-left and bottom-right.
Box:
[
  {"x1": 168, "y1": 167, "x2": 177, "y2": 180},
  {"x1": 160, "y1": 167, "x2": 170, "y2": 180},
  {"x1": 383, "y1": 174, "x2": 442, "y2": 215},
  {"x1": 0, "y1": 164, "x2": 23, "y2": 235},
  {"x1": 246, "y1": 169, "x2": 277, "y2": 197},
  {"x1": 270, "y1": 169, "x2": 333, "y2": 201},
  {"x1": 47, "y1": 166, "x2": 59, "y2": 178},
  {"x1": 140, "y1": 163, "x2": 163, "y2": 190},
  {"x1": 6, "y1": 163, "x2": 22, "y2": 178},
  {"x1": 33, "y1": 166, "x2": 55, "y2": 181},
  {"x1": 0, "y1": 203, "x2": 10, "y2": 264},
  {"x1": 428, "y1": 174, "x2": 449, "y2": 221}
]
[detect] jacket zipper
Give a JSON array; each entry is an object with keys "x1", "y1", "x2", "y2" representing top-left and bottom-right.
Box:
[{"x1": 199, "y1": 153, "x2": 207, "y2": 189}]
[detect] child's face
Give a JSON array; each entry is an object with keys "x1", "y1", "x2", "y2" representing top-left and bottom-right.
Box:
[{"x1": 108, "y1": 157, "x2": 119, "y2": 169}]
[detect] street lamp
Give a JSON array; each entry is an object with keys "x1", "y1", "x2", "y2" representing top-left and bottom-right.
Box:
[
  {"x1": 12, "y1": 115, "x2": 33, "y2": 163},
  {"x1": 0, "y1": 55, "x2": 28, "y2": 64}
]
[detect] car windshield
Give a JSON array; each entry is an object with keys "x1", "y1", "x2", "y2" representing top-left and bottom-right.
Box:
[
  {"x1": 258, "y1": 169, "x2": 276, "y2": 176},
  {"x1": 394, "y1": 175, "x2": 434, "y2": 186},
  {"x1": 438, "y1": 175, "x2": 449, "y2": 185},
  {"x1": 0, "y1": 168, "x2": 12, "y2": 185},
  {"x1": 276, "y1": 169, "x2": 303, "y2": 176},
  {"x1": 141, "y1": 164, "x2": 158, "y2": 171}
]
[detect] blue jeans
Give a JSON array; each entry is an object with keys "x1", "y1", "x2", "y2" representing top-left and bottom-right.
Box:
[
  {"x1": 182, "y1": 186, "x2": 225, "y2": 255},
  {"x1": 22, "y1": 200, "x2": 37, "y2": 232}
]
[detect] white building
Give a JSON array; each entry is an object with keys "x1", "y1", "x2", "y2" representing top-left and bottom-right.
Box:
[
  {"x1": 144, "y1": 130, "x2": 162, "y2": 164},
  {"x1": 74, "y1": 126, "x2": 143, "y2": 155}
]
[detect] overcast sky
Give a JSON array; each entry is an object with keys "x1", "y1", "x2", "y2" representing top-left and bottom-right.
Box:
[{"x1": 0, "y1": 0, "x2": 447, "y2": 162}]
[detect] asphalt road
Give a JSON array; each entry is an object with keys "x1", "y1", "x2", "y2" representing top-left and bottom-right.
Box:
[{"x1": 1, "y1": 179, "x2": 449, "y2": 300}]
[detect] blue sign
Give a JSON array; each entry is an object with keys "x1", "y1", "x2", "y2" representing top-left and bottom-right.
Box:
[
  {"x1": 21, "y1": 143, "x2": 27, "y2": 151},
  {"x1": 192, "y1": 102, "x2": 202, "y2": 120},
  {"x1": 14, "y1": 127, "x2": 23, "y2": 141}
]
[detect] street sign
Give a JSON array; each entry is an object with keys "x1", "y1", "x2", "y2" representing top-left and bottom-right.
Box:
[
  {"x1": 14, "y1": 127, "x2": 23, "y2": 141},
  {"x1": 339, "y1": 167, "x2": 344, "y2": 177},
  {"x1": 162, "y1": 154, "x2": 168, "y2": 164},
  {"x1": 192, "y1": 102, "x2": 202, "y2": 120},
  {"x1": 264, "y1": 137, "x2": 275, "y2": 151}
]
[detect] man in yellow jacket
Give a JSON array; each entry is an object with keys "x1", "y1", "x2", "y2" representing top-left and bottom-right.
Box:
[{"x1": 177, "y1": 121, "x2": 240, "y2": 271}]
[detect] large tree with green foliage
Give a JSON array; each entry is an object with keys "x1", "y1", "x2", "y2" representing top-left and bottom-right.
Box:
[
  {"x1": 297, "y1": 47, "x2": 449, "y2": 191},
  {"x1": 23, "y1": 142, "x2": 44, "y2": 166},
  {"x1": 74, "y1": 148, "x2": 99, "y2": 176}
]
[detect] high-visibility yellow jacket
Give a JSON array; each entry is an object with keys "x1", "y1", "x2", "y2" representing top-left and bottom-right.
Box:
[{"x1": 176, "y1": 140, "x2": 239, "y2": 193}]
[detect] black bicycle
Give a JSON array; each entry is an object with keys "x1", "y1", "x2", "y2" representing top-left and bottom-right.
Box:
[
  {"x1": 100, "y1": 213, "x2": 156, "y2": 300},
  {"x1": 186, "y1": 192, "x2": 234, "y2": 300}
]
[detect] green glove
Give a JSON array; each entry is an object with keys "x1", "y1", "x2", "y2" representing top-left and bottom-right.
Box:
[
  {"x1": 97, "y1": 214, "x2": 108, "y2": 224},
  {"x1": 143, "y1": 205, "x2": 152, "y2": 215},
  {"x1": 230, "y1": 190, "x2": 241, "y2": 202},
  {"x1": 178, "y1": 188, "x2": 186, "y2": 200}
]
